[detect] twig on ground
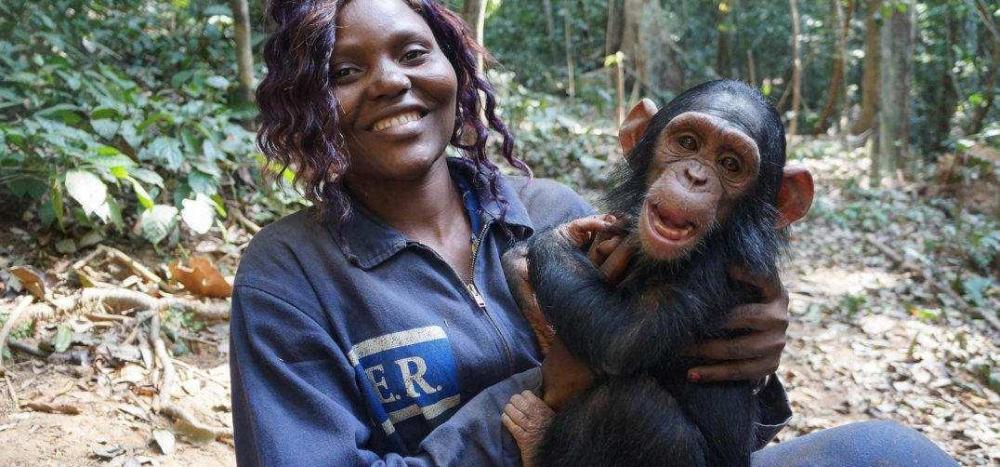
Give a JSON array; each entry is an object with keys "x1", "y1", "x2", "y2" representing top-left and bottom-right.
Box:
[
  {"x1": 149, "y1": 312, "x2": 176, "y2": 411},
  {"x1": 864, "y1": 234, "x2": 1000, "y2": 331},
  {"x1": 23, "y1": 401, "x2": 80, "y2": 415},
  {"x1": 7, "y1": 341, "x2": 48, "y2": 359},
  {"x1": 160, "y1": 404, "x2": 233, "y2": 439},
  {"x1": 3, "y1": 374, "x2": 18, "y2": 410},
  {"x1": 98, "y1": 245, "x2": 165, "y2": 287},
  {"x1": 0, "y1": 296, "x2": 34, "y2": 371},
  {"x1": 227, "y1": 203, "x2": 262, "y2": 234},
  {"x1": 75, "y1": 288, "x2": 229, "y2": 322}
]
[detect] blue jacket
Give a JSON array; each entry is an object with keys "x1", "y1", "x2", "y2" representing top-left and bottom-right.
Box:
[{"x1": 230, "y1": 158, "x2": 791, "y2": 466}]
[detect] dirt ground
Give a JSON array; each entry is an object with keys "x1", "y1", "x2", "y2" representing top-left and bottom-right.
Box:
[{"x1": 0, "y1": 147, "x2": 998, "y2": 465}]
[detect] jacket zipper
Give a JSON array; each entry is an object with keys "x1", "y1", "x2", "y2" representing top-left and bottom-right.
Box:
[{"x1": 467, "y1": 218, "x2": 515, "y2": 373}]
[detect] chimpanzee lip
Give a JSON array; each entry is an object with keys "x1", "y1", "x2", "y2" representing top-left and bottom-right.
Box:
[{"x1": 646, "y1": 202, "x2": 698, "y2": 244}]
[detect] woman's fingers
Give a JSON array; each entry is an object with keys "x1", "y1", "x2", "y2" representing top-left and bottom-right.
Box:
[
  {"x1": 685, "y1": 331, "x2": 785, "y2": 362},
  {"x1": 686, "y1": 356, "x2": 780, "y2": 383}
]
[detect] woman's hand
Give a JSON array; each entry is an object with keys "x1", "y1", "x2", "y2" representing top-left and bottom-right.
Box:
[{"x1": 683, "y1": 270, "x2": 789, "y2": 383}]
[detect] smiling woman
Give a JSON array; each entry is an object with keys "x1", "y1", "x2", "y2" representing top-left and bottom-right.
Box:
[
  {"x1": 255, "y1": 0, "x2": 526, "y2": 224},
  {"x1": 230, "y1": 1, "x2": 839, "y2": 466}
]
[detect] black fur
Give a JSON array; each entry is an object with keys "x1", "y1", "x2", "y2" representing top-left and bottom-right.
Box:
[{"x1": 526, "y1": 80, "x2": 788, "y2": 466}]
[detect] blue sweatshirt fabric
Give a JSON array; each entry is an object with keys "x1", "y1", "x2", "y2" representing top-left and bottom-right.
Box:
[{"x1": 230, "y1": 157, "x2": 791, "y2": 466}]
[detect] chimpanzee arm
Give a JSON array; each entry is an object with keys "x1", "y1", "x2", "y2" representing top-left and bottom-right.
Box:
[{"x1": 527, "y1": 228, "x2": 709, "y2": 375}]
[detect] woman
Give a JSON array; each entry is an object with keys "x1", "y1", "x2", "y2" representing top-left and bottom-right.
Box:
[{"x1": 231, "y1": 0, "x2": 956, "y2": 465}]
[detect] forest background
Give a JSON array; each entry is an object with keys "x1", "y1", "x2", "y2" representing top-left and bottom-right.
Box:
[{"x1": 0, "y1": 0, "x2": 997, "y2": 465}]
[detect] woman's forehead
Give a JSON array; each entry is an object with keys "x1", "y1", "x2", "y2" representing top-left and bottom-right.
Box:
[{"x1": 334, "y1": 0, "x2": 433, "y2": 49}]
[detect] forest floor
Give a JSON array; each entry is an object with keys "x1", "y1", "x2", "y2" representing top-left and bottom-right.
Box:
[{"x1": 0, "y1": 140, "x2": 997, "y2": 466}]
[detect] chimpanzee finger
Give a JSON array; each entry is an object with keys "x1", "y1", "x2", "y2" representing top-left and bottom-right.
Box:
[
  {"x1": 564, "y1": 215, "x2": 618, "y2": 248},
  {"x1": 599, "y1": 237, "x2": 637, "y2": 286},
  {"x1": 684, "y1": 331, "x2": 784, "y2": 362},
  {"x1": 686, "y1": 356, "x2": 780, "y2": 383},
  {"x1": 588, "y1": 235, "x2": 622, "y2": 268}
]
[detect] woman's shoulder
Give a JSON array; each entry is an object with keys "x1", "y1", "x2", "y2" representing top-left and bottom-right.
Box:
[
  {"x1": 234, "y1": 208, "x2": 344, "y2": 289},
  {"x1": 502, "y1": 175, "x2": 597, "y2": 231}
]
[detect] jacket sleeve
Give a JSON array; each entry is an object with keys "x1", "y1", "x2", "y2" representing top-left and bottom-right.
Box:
[
  {"x1": 230, "y1": 284, "x2": 535, "y2": 467},
  {"x1": 752, "y1": 375, "x2": 793, "y2": 450}
]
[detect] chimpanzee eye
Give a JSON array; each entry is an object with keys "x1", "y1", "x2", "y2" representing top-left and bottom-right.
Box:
[
  {"x1": 678, "y1": 135, "x2": 698, "y2": 151},
  {"x1": 719, "y1": 154, "x2": 742, "y2": 173}
]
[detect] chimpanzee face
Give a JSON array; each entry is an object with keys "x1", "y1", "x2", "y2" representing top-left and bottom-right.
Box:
[{"x1": 637, "y1": 111, "x2": 762, "y2": 261}]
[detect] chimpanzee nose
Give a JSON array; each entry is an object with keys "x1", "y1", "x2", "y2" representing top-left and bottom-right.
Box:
[{"x1": 683, "y1": 164, "x2": 709, "y2": 187}]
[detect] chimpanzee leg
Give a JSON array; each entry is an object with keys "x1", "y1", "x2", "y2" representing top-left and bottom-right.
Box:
[
  {"x1": 537, "y1": 377, "x2": 708, "y2": 467},
  {"x1": 677, "y1": 381, "x2": 757, "y2": 467}
]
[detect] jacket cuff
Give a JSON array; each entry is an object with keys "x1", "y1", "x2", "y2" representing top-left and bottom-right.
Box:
[{"x1": 752, "y1": 374, "x2": 793, "y2": 451}]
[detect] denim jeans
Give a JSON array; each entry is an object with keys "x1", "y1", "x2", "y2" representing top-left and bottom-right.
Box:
[{"x1": 753, "y1": 420, "x2": 959, "y2": 466}]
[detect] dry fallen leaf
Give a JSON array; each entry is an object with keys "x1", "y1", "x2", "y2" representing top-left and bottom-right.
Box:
[
  {"x1": 168, "y1": 257, "x2": 232, "y2": 298},
  {"x1": 9, "y1": 266, "x2": 48, "y2": 300},
  {"x1": 152, "y1": 429, "x2": 175, "y2": 455}
]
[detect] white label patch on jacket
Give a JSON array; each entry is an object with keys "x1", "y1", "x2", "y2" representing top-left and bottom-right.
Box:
[{"x1": 349, "y1": 326, "x2": 460, "y2": 435}]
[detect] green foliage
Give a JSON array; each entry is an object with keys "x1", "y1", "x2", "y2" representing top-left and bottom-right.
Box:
[
  {"x1": 0, "y1": 0, "x2": 285, "y2": 244},
  {"x1": 491, "y1": 71, "x2": 619, "y2": 189}
]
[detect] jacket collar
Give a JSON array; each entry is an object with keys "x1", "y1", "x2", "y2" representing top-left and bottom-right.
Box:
[{"x1": 331, "y1": 157, "x2": 534, "y2": 269}]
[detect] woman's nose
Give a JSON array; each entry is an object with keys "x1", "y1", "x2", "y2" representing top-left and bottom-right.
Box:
[{"x1": 368, "y1": 60, "x2": 411, "y2": 100}]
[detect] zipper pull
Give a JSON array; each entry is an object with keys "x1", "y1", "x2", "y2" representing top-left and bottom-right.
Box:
[{"x1": 466, "y1": 283, "x2": 487, "y2": 309}]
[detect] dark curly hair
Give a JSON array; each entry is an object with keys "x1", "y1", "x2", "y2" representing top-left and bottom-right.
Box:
[{"x1": 256, "y1": 0, "x2": 528, "y2": 224}]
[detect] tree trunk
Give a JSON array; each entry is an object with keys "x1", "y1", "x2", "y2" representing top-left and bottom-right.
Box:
[
  {"x1": 716, "y1": 2, "x2": 733, "y2": 78},
  {"x1": 815, "y1": 0, "x2": 853, "y2": 134},
  {"x1": 966, "y1": 27, "x2": 1000, "y2": 135},
  {"x1": 876, "y1": 1, "x2": 914, "y2": 183},
  {"x1": 622, "y1": 0, "x2": 684, "y2": 97},
  {"x1": 462, "y1": 0, "x2": 488, "y2": 71},
  {"x1": 228, "y1": 0, "x2": 254, "y2": 104},
  {"x1": 927, "y1": 11, "x2": 959, "y2": 151},
  {"x1": 563, "y1": 1, "x2": 576, "y2": 97},
  {"x1": 788, "y1": 0, "x2": 802, "y2": 136},
  {"x1": 853, "y1": 0, "x2": 882, "y2": 135},
  {"x1": 605, "y1": 0, "x2": 624, "y2": 57},
  {"x1": 543, "y1": 0, "x2": 558, "y2": 53}
]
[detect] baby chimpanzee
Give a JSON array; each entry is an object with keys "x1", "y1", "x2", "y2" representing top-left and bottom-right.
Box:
[{"x1": 502, "y1": 80, "x2": 814, "y2": 466}]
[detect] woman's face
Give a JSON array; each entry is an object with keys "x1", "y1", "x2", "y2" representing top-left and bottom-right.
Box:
[{"x1": 332, "y1": 0, "x2": 459, "y2": 185}]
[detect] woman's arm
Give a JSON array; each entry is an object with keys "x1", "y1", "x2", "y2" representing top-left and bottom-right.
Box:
[{"x1": 230, "y1": 285, "x2": 532, "y2": 466}]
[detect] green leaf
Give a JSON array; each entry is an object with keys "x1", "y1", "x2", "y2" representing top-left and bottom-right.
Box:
[
  {"x1": 206, "y1": 76, "x2": 230, "y2": 90},
  {"x1": 65, "y1": 170, "x2": 108, "y2": 216},
  {"x1": 140, "y1": 137, "x2": 184, "y2": 171},
  {"x1": 187, "y1": 170, "x2": 218, "y2": 195},
  {"x1": 91, "y1": 118, "x2": 120, "y2": 139},
  {"x1": 140, "y1": 204, "x2": 179, "y2": 244},
  {"x1": 128, "y1": 177, "x2": 154, "y2": 209},
  {"x1": 53, "y1": 324, "x2": 73, "y2": 352},
  {"x1": 90, "y1": 106, "x2": 122, "y2": 121},
  {"x1": 130, "y1": 168, "x2": 164, "y2": 188},
  {"x1": 202, "y1": 139, "x2": 224, "y2": 161},
  {"x1": 181, "y1": 194, "x2": 216, "y2": 234},
  {"x1": 50, "y1": 177, "x2": 64, "y2": 230}
]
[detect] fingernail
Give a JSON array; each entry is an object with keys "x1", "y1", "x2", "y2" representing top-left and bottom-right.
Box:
[{"x1": 688, "y1": 371, "x2": 701, "y2": 382}]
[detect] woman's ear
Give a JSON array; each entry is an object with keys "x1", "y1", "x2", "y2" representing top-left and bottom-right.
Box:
[
  {"x1": 619, "y1": 98, "x2": 658, "y2": 155},
  {"x1": 775, "y1": 165, "x2": 815, "y2": 229}
]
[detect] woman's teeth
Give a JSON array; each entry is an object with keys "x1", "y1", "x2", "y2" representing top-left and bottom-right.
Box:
[{"x1": 372, "y1": 111, "x2": 422, "y2": 131}]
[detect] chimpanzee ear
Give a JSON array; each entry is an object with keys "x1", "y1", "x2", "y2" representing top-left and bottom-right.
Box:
[
  {"x1": 619, "y1": 98, "x2": 659, "y2": 155},
  {"x1": 775, "y1": 165, "x2": 814, "y2": 229}
]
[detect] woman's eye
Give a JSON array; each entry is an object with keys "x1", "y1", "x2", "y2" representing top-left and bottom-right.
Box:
[
  {"x1": 332, "y1": 67, "x2": 358, "y2": 80},
  {"x1": 678, "y1": 135, "x2": 698, "y2": 151},
  {"x1": 719, "y1": 154, "x2": 742, "y2": 173},
  {"x1": 402, "y1": 49, "x2": 429, "y2": 62}
]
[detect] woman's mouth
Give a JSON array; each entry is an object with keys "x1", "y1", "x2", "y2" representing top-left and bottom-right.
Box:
[{"x1": 370, "y1": 111, "x2": 426, "y2": 132}]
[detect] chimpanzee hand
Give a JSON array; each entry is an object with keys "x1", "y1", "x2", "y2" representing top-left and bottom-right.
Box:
[
  {"x1": 502, "y1": 390, "x2": 554, "y2": 467},
  {"x1": 683, "y1": 269, "x2": 789, "y2": 383}
]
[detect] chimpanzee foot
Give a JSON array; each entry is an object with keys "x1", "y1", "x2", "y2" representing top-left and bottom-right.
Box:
[{"x1": 502, "y1": 390, "x2": 555, "y2": 467}]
